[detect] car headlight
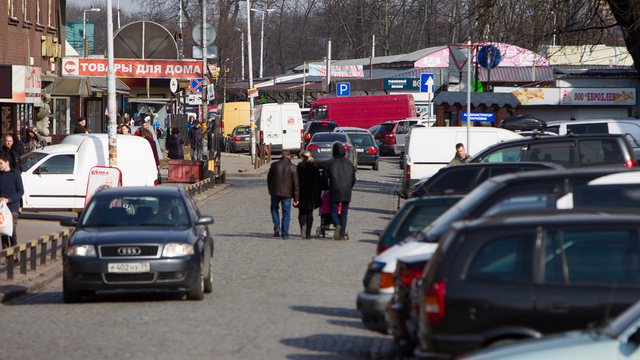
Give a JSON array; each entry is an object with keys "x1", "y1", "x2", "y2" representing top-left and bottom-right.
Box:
[
  {"x1": 162, "y1": 243, "x2": 194, "y2": 257},
  {"x1": 67, "y1": 244, "x2": 97, "y2": 257}
]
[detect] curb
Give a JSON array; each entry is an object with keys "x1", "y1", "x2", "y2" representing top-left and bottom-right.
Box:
[
  {"x1": 0, "y1": 263, "x2": 63, "y2": 303},
  {"x1": 226, "y1": 168, "x2": 269, "y2": 178}
]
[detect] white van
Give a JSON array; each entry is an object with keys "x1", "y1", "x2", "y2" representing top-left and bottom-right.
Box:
[
  {"x1": 393, "y1": 117, "x2": 435, "y2": 154},
  {"x1": 21, "y1": 134, "x2": 158, "y2": 212},
  {"x1": 546, "y1": 118, "x2": 640, "y2": 155},
  {"x1": 255, "y1": 103, "x2": 304, "y2": 153},
  {"x1": 403, "y1": 127, "x2": 523, "y2": 194}
]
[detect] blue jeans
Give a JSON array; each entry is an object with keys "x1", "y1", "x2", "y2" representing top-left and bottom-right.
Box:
[
  {"x1": 191, "y1": 147, "x2": 202, "y2": 161},
  {"x1": 270, "y1": 195, "x2": 292, "y2": 238},
  {"x1": 330, "y1": 201, "x2": 350, "y2": 237}
]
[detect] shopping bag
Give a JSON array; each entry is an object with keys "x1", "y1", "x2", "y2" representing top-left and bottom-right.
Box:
[{"x1": 0, "y1": 202, "x2": 13, "y2": 237}]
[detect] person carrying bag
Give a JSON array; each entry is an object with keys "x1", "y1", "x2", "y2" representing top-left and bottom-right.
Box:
[{"x1": 0, "y1": 152, "x2": 24, "y2": 264}]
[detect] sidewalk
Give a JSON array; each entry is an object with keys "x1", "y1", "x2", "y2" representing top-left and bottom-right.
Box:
[{"x1": 158, "y1": 152, "x2": 272, "y2": 180}]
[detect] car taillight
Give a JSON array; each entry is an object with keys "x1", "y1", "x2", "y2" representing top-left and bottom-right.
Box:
[
  {"x1": 343, "y1": 145, "x2": 350, "y2": 151},
  {"x1": 406, "y1": 164, "x2": 411, "y2": 180},
  {"x1": 305, "y1": 133, "x2": 311, "y2": 140},
  {"x1": 308, "y1": 145, "x2": 319, "y2": 151},
  {"x1": 234, "y1": 136, "x2": 241, "y2": 141},
  {"x1": 221, "y1": 120, "x2": 224, "y2": 134},
  {"x1": 300, "y1": 129, "x2": 304, "y2": 141},
  {"x1": 260, "y1": 131, "x2": 264, "y2": 143},
  {"x1": 380, "y1": 272, "x2": 394, "y2": 289},
  {"x1": 425, "y1": 281, "x2": 446, "y2": 324},
  {"x1": 154, "y1": 179, "x2": 158, "y2": 186},
  {"x1": 626, "y1": 159, "x2": 636, "y2": 167},
  {"x1": 399, "y1": 268, "x2": 422, "y2": 288},
  {"x1": 377, "y1": 246, "x2": 388, "y2": 255},
  {"x1": 366, "y1": 147, "x2": 377, "y2": 153}
]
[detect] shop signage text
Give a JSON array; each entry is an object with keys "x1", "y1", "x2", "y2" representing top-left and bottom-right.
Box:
[
  {"x1": 384, "y1": 78, "x2": 420, "y2": 90},
  {"x1": 61, "y1": 58, "x2": 203, "y2": 78}
]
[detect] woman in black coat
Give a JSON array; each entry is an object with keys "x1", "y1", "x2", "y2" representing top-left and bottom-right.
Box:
[
  {"x1": 297, "y1": 150, "x2": 323, "y2": 239},
  {"x1": 166, "y1": 127, "x2": 185, "y2": 160}
]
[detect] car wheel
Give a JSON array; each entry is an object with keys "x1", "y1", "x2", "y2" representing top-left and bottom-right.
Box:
[
  {"x1": 373, "y1": 161, "x2": 379, "y2": 171},
  {"x1": 63, "y1": 278, "x2": 82, "y2": 304},
  {"x1": 187, "y1": 268, "x2": 205, "y2": 300},
  {"x1": 204, "y1": 253, "x2": 213, "y2": 294}
]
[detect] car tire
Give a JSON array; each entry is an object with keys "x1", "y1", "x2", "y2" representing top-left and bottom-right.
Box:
[
  {"x1": 204, "y1": 253, "x2": 213, "y2": 294},
  {"x1": 63, "y1": 278, "x2": 82, "y2": 304},
  {"x1": 373, "y1": 161, "x2": 379, "y2": 171},
  {"x1": 187, "y1": 271, "x2": 205, "y2": 300}
]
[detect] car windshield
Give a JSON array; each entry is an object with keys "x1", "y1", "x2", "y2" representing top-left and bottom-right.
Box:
[
  {"x1": 309, "y1": 122, "x2": 338, "y2": 133},
  {"x1": 21, "y1": 152, "x2": 48, "y2": 171},
  {"x1": 235, "y1": 127, "x2": 250, "y2": 135},
  {"x1": 81, "y1": 195, "x2": 190, "y2": 227},
  {"x1": 347, "y1": 134, "x2": 374, "y2": 146},
  {"x1": 311, "y1": 133, "x2": 347, "y2": 143}
]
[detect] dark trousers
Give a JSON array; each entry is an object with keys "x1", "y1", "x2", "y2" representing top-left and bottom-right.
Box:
[
  {"x1": 330, "y1": 201, "x2": 349, "y2": 237},
  {"x1": 298, "y1": 208, "x2": 314, "y2": 236},
  {"x1": 1, "y1": 211, "x2": 18, "y2": 249}
]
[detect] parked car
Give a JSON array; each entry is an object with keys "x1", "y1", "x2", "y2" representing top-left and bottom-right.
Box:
[
  {"x1": 303, "y1": 120, "x2": 340, "y2": 147},
  {"x1": 409, "y1": 162, "x2": 563, "y2": 198},
  {"x1": 305, "y1": 132, "x2": 358, "y2": 170},
  {"x1": 394, "y1": 118, "x2": 434, "y2": 155},
  {"x1": 377, "y1": 196, "x2": 462, "y2": 255},
  {"x1": 336, "y1": 127, "x2": 380, "y2": 170},
  {"x1": 358, "y1": 167, "x2": 640, "y2": 336},
  {"x1": 415, "y1": 211, "x2": 640, "y2": 359},
  {"x1": 369, "y1": 124, "x2": 382, "y2": 135},
  {"x1": 469, "y1": 133, "x2": 637, "y2": 168},
  {"x1": 374, "y1": 121, "x2": 401, "y2": 156},
  {"x1": 61, "y1": 186, "x2": 215, "y2": 303},
  {"x1": 458, "y1": 298, "x2": 640, "y2": 360},
  {"x1": 229, "y1": 125, "x2": 251, "y2": 153}
]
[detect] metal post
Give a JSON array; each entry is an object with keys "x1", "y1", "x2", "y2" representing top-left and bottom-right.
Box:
[
  {"x1": 83, "y1": 11, "x2": 87, "y2": 58},
  {"x1": 325, "y1": 39, "x2": 332, "y2": 94},
  {"x1": 106, "y1": 0, "x2": 117, "y2": 167},
  {"x1": 247, "y1": 0, "x2": 256, "y2": 164},
  {"x1": 302, "y1": 62, "x2": 306, "y2": 107},
  {"x1": 259, "y1": 12, "x2": 265, "y2": 78},
  {"x1": 466, "y1": 40, "x2": 471, "y2": 154}
]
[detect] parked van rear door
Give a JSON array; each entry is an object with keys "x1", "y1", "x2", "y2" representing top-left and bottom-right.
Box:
[
  {"x1": 261, "y1": 105, "x2": 283, "y2": 148},
  {"x1": 281, "y1": 104, "x2": 302, "y2": 151}
]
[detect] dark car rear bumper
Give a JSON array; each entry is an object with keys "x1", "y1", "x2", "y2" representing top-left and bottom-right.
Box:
[
  {"x1": 356, "y1": 152, "x2": 379, "y2": 166},
  {"x1": 63, "y1": 256, "x2": 200, "y2": 292}
]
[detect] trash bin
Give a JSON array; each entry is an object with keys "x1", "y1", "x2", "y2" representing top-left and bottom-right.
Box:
[{"x1": 168, "y1": 160, "x2": 203, "y2": 183}]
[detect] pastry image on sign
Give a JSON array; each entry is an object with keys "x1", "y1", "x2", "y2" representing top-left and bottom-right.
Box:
[
  {"x1": 512, "y1": 88, "x2": 545, "y2": 104},
  {"x1": 614, "y1": 91, "x2": 635, "y2": 104}
]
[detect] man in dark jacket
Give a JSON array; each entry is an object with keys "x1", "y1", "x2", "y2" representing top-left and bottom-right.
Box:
[
  {"x1": 2, "y1": 134, "x2": 25, "y2": 172},
  {"x1": 185, "y1": 120, "x2": 204, "y2": 160},
  {"x1": 297, "y1": 151, "x2": 322, "y2": 239},
  {"x1": 323, "y1": 142, "x2": 356, "y2": 240},
  {"x1": 267, "y1": 150, "x2": 299, "y2": 239},
  {"x1": 74, "y1": 117, "x2": 87, "y2": 134},
  {"x1": 0, "y1": 151, "x2": 24, "y2": 262}
]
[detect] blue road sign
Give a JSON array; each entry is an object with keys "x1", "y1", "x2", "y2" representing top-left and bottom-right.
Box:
[
  {"x1": 190, "y1": 78, "x2": 203, "y2": 93},
  {"x1": 420, "y1": 73, "x2": 434, "y2": 93},
  {"x1": 337, "y1": 82, "x2": 350, "y2": 97},
  {"x1": 478, "y1": 45, "x2": 501, "y2": 70}
]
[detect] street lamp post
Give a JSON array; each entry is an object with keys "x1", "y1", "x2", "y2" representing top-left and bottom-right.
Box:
[
  {"x1": 236, "y1": 28, "x2": 245, "y2": 80},
  {"x1": 251, "y1": 8, "x2": 274, "y2": 79},
  {"x1": 550, "y1": 11, "x2": 557, "y2": 47},
  {"x1": 83, "y1": 8, "x2": 101, "y2": 58}
]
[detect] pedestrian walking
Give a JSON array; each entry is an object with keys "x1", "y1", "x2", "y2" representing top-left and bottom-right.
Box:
[
  {"x1": 22, "y1": 127, "x2": 47, "y2": 153},
  {"x1": 0, "y1": 151, "x2": 24, "y2": 264},
  {"x1": 322, "y1": 142, "x2": 356, "y2": 240},
  {"x1": 134, "y1": 120, "x2": 150, "y2": 137},
  {"x1": 447, "y1": 143, "x2": 471, "y2": 166},
  {"x1": 296, "y1": 150, "x2": 322, "y2": 239},
  {"x1": 185, "y1": 120, "x2": 204, "y2": 160},
  {"x1": 267, "y1": 150, "x2": 299, "y2": 239},
  {"x1": 2, "y1": 134, "x2": 25, "y2": 172},
  {"x1": 74, "y1": 117, "x2": 87, "y2": 134},
  {"x1": 142, "y1": 129, "x2": 160, "y2": 169},
  {"x1": 166, "y1": 127, "x2": 185, "y2": 160}
]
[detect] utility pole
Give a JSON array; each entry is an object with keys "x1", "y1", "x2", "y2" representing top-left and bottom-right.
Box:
[
  {"x1": 325, "y1": 39, "x2": 332, "y2": 94},
  {"x1": 247, "y1": 0, "x2": 256, "y2": 163},
  {"x1": 106, "y1": 0, "x2": 117, "y2": 167},
  {"x1": 201, "y1": 0, "x2": 208, "y2": 156}
]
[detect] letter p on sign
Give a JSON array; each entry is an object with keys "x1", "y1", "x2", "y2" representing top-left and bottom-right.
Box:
[{"x1": 337, "y1": 82, "x2": 350, "y2": 97}]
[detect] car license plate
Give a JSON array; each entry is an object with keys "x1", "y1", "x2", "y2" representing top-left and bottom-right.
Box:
[
  {"x1": 319, "y1": 148, "x2": 329, "y2": 152},
  {"x1": 108, "y1": 263, "x2": 151, "y2": 273},
  {"x1": 356, "y1": 148, "x2": 364, "y2": 152}
]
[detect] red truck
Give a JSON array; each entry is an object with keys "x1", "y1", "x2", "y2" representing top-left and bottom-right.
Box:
[{"x1": 308, "y1": 94, "x2": 417, "y2": 130}]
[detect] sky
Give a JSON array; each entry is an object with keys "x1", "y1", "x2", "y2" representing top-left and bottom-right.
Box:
[{"x1": 69, "y1": 0, "x2": 139, "y2": 12}]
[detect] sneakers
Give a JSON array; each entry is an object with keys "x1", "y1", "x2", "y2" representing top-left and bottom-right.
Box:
[
  {"x1": 301, "y1": 225, "x2": 307, "y2": 239},
  {"x1": 339, "y1": 236, "x2": 347, "y2": 240},
  {"x1": 274, "y1": 229, "x2": 280, "y2": 238},
  {"x1": 334, "y1": 225, "x2": 341, "y2": 240}
]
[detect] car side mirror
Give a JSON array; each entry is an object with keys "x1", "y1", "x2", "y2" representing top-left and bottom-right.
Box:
[
  {"x1": 60, "y1": 217, "x2": 78, "y2": 227},
  {"x1": 197, "y1": 215, "x2": 214, "y2": 225},
  {"x1": 34, "y1": 167, "x2": 48, "y2": 174}
]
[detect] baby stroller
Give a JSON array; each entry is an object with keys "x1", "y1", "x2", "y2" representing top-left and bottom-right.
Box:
[{"x1": 316, "y1": 191, "x2": 349, "y2": 240}]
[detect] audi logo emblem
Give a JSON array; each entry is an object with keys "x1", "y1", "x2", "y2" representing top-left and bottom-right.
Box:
[{"x1": 118, "y1": 247, "x2": 141, "y2": 256}]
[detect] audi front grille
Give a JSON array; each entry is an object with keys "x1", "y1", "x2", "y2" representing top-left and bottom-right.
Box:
[{"x1": 99, "y1": 245, "x2": 160, "y2": 258}]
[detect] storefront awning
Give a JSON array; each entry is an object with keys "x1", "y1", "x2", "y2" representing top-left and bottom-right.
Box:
[
  {"x1": 434, "y1": 92, "x2": 521, "y2": 108},
  {"x1": 44, "y1": 76, "x2": 92, "y2": 96},
  {"x1": 89, "y1": 77, "x2": 131, "y2": 95}
]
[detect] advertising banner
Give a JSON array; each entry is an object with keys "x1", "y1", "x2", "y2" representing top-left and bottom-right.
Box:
[
  {"x1": 494, "y1": 86, "x2": 561, "y2": 105},
  {"x1": 561, "y1": 88, "x2": 636, "y2": 106},
  {"x1": 62, "y1": 58, "x2": 203, "y2": 78},
  {"x1": 308, "y1": 64, "x2": 364, "y2": 78},
  {"x1": 85, "y1": 166, "x2": 122, "y2": 206},
  {"x1": 0, "y1": 66, "x2": 42, "y2": 105},
  {"x1": 384, "y1": 78, "x2": 420, "y2": 90}
]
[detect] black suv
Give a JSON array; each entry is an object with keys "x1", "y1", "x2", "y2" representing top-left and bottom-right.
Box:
[
  {"x1": 469, "y1": 133, "x2": 637, "y2": 168},
  {"x1": 409, "y1": 162, "x2": 563, "y2": 198},
  {"x1": 303, "y1": 121, "x2": 339, "y2": 147},
  {"x1": 415, "y1": 212, "x2": 640, "y2": 359}
]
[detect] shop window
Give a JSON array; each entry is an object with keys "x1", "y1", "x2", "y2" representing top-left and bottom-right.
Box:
[{"x1": 50, "y1": 97, "x2": 70, "y2": 135}]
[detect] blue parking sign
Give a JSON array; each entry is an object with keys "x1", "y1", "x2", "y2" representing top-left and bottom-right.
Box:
[
  {"x1": 420, "y1": 73, "x2": 434, "y2": 93},
  {"x1": 337, "y1": 82, "x2": 350, "y2": 97}
]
